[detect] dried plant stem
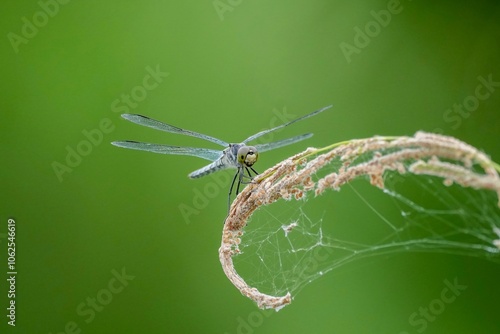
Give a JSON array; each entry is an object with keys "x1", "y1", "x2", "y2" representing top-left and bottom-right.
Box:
[{"x1": 219, "y1": 132, "x2": 500, "y2": 310}]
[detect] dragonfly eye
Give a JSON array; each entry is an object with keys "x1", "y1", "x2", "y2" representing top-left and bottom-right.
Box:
[{"x1": 237, "y1": 146, "x2": 258, "y2": 166}]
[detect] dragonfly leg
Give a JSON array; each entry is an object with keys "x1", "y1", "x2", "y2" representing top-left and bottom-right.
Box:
[
  {"x1": 227, "y1": 169, "x2": 240, "y2": 210},
  {"x1": 237, "y1": 167, "x2": 245, "y2": 193},
  {"x1": 227, "y1": 166, "x2": 258, "y2": 212},
  {"x1": 239, "y1": 167, "x2": 259, "y2": 185},
  {"x1": 239, "y1": 167, "x2": 257, "y2": 184},
  {"x1": 249, "y1": 167, "x2": 259, "y2": 176}
]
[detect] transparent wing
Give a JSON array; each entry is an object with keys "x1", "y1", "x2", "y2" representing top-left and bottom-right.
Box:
[
  {"x1": 243, "y1": 105, "x2": 332, "y2": 143},
  {"x1": 121, "y1": 114, "x2": 228, "y2": 147},
  {"x1": 254, "y1": 133, "x2": 313, "y2": 153},
  {"x1": 111, "y1": 141, "x2": 222, "y2": 162}
]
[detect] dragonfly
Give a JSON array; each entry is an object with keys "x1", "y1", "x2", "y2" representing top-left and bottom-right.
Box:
[{"x1": 112, "y1": 105, "x2": 332, "y2": 207}]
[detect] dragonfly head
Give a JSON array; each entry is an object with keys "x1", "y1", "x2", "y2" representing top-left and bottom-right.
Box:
[{"x1": 237, "y1": 145, "x2": 258, "y2": 167}]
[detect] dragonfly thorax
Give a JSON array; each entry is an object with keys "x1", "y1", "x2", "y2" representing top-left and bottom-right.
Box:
[{"x1": 237, "y1": 145, "x2": 258, "y2": 167}]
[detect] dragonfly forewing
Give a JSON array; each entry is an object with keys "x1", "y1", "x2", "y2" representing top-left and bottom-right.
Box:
[
  {"x1": 243, "y1": 105, "x2": 332, "y2": 143},
  {"x1": 254, "y1": 133, "x2": 313, "y2": 153},
  {"x1": 121, "y1": 114, "x2": 229, "y2": 147}
]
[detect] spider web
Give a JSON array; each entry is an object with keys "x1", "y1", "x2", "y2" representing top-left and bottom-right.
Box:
[{"x1": 231, "y1": 156, "x2": 500, "y2": 300}]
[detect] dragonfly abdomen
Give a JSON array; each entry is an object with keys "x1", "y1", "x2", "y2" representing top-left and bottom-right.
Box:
[{"x1": 188, "y1": 158, "x2": 232, "y2": 178}]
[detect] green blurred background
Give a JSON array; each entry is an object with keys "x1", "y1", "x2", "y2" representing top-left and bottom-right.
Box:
[{"x1": 1, "y1": 1, "x2": 500, "y2": 333}]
